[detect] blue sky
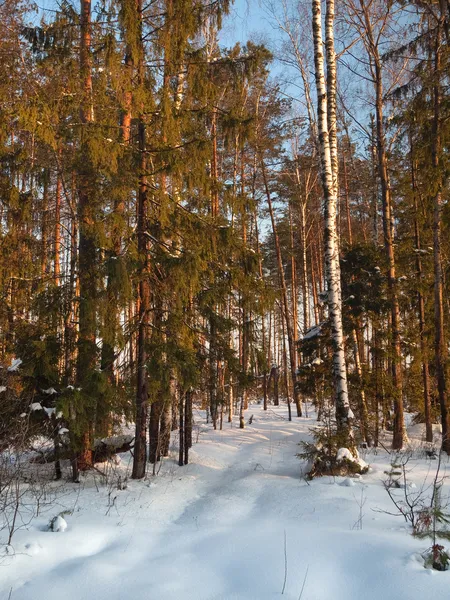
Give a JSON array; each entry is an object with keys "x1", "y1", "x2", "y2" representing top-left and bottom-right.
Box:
[
  {"x1": 35, "y1": 0, "x2": 274, "y2": 47},
  {"x1": 220, "y1": 0, "x2": 274, "y2": 46}
]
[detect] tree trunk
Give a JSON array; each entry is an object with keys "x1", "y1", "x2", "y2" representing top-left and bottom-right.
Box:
[
  {"x1": 431, "y1": 14, "x2": 449, "y2": 453},
  {"x1": 351, "y1": 328, "x2": 370, "y2": 445},
  {"x1": 178, "y1": 388, "x2": 184, "y2": 467},
  {"x1": 325, "y1": 0, "x2": 339, "y2": 201},
  {"x1": 161, "y1": 376, "x2": 176, "y2": 456},
  {"x1": 149, "y1": 399, "x2": 163, "y2": 465},
  {"x1": 54, "y1": 167, "x2": 61, "y2": 286},
  {"x1": 74, "y1": 0, "x2": 96, "y2": 477},
  {"x1": 312, "y1": 0, "x2": 352, "y2": 443},
  {"x1": 410, "y1": 132, "x2": 433, "y2": 443},
  {"x1": 261, "y1": 158, "x2": 302, "y2": 417},
  {"x1": 359, "y1": 0, "x2": 405, "y2": 448},
  {"x1": 228, "y1": 373, "x2": 234, "y2": 422},
  {"x1": 41, "y1": 171, "x2": 49, "y2": 277},
  {"x1": 184, "y1": 389, "x2": 193, "y2": 465},
  {"x1": 132, "y1": 0, "x2": 149, "y2": 479}
]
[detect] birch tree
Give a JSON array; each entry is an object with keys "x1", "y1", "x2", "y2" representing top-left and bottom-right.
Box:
[{"x1": 312, "y1": 0, "x2": 352, "y2": 442}]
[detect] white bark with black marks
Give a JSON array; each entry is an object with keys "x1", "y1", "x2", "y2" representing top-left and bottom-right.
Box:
[{"x1": 312, "y1": 0, "x2": 352, "y2": 439}]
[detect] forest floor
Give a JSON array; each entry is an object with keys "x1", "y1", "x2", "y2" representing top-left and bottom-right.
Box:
[{"x1": 1, "y1": 404, "x2": 450, "y2": 600}]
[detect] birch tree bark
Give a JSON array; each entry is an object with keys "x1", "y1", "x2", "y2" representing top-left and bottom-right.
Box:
[
  {"x1": 312, "y1": 0, "x2": 352, "y2": 441},
  {"x1": 325, "y1": 0, "x2": 338, "y2": 200}
]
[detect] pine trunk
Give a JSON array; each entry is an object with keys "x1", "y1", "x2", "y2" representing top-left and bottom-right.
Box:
[
  {"x1": 132, "y1": 0, "x2": 149, "y2": 479},
  {"x1": 431, "y1": 16, "x2": 449, "y2": 453},
  {"x1": 410, "y1": 132, "x2": 433, "y2": 443},
  {"x1": 261, "y1": 159, "x2": 302, "y2": 417},
  {"x1": 359, "y1": 0, "x2": 405, "y2": 448},
  {"x1": 74, "y1": 0, "x2": 96, "y2": 477}
]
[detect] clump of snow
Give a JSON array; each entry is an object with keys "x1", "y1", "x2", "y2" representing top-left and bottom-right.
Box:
[
  {"x1": 0, "y1": 386, "x2": 6, "y2": 393},
  {"x1": 336, "y1": 447, "x2": 354, "y2": 462},
  {"x1": 337, "y1": 447, "x2": 368, "y2": 472},
  {"x1": 25, "y1": 542, "x2": 43, "y2": 556},
  {"x1": 303, "y1": 324, "x2": 322, "y2": 341},
  {"x1": 30, "y1": 402, "x2": 43, "y2": 412},
  {"x1": 42, "y1": 387, "x2": 58, "y2": 395},
  {"x1": 94, "y1": 434, "x2": 133, "y2": 449},
  {"x1": 340, "y1": 477, "x2": 356, "y2": 487},
  {"x1": 42, "y1": 407, "x2": 63, "y2": 420},
  {"x1": 58, "y1": 428, "x2": 69, "y2": 435},
  {"x1": 357, "y1": 456, "x2": 369, "y2": 470},
  {"x1": 48, "y1": 515, "x2": 67, "y2": 532},
  {"x1": 7, "y1": 358, "x2": 22, "y2": 372}
]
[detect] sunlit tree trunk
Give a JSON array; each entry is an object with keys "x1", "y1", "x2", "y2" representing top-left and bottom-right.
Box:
[
  {"x1": 261, "y1": 158, "x2": 302, "y2": 417},
  {"x1": 431, "y1": 10, "x2": 449, "y2": 453},
  {"x1": 74, "y1": 0, "x2": 96, "y2": 477},
  {"x1": 357, "y1": 0, "x2": 405, "y2": 448},
  {"x1": 312, "y1": 0, "x2": 352, "y2": 442},
  {"x1": 409, "y1": 131, "x2": 433, "y2": 443},
  {"x1": 132, "y1": 0, "x2": 149, "y2": 479}
]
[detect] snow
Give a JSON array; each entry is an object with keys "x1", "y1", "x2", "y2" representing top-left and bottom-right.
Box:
[
  {"x1": 336, "y1": 447, "x2": 369, "y2": 472},
  {"x1": 302, "y1": 324, "x2": 323, "y2": 341},
  {"x1": 42, "y1": 388, "x2": 58, "y2": 395},
  {"x1": 1, "y1": 407, "x2": 450, "y2": 600},
  {"x1": 336, "y1": 447, "x2": 354, "y2": 462},
  {"x1": 340, "y1": 477, "x2": 355, "y2": 487},
  {"x1": 7, "y1": 358, "x2": 22, "y2": 372},
  {"x1": 30, "y1": 402, "x2": 42, "y2": 412},
  {"x1": 0, "y1": 386, "x2": 6, "y2": 393},
  {"x1": 94, "y1": 434, "x2": 133, "y2": 449},
  {"x1": 43, "y1": 408, "x2": 63, "y2": 420},
  {"x1": 58, "y1": 428, "x2": 69, "y2": 435},
  {"x1": 49, "y1": 516, "x2": 67, "y2": 533}
]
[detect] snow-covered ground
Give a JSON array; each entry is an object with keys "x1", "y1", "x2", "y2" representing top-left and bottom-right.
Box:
[{"x1": 1, "y1": 405, "x2": 450, "y2": 600}]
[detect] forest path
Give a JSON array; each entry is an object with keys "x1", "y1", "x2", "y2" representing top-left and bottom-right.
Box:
[
  {"x1": 175, "y1": 407, "x2": 309, "y2": 529},
  {"x1": 1, "y1": 405, "x2": 449, "y2": 600}
]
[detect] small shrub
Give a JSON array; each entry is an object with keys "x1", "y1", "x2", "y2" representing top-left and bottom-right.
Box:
[
  {"x1": 298, "y1": 425, "x2": 368, "y2": 479},
  {"x1": 423, "y1": 544, "x2": 450, "y2": 571}
]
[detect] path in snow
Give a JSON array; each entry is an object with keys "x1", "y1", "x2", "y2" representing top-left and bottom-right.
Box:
[{"x1": 1, "y1": 405, "x2": 450, "y2": 600}]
